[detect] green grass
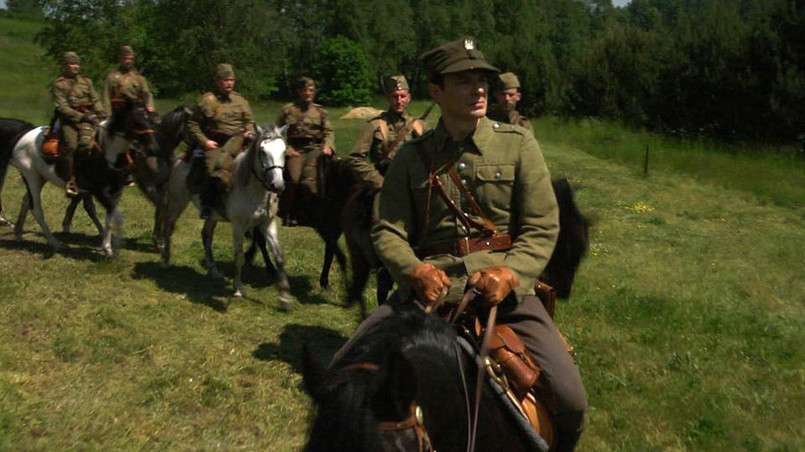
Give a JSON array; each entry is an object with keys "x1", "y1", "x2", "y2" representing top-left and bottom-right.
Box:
[{"x1": 1, "y1": 16, "x2": 804, "y2": 451}]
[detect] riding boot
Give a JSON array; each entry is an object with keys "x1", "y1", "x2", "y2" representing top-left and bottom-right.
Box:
[
  {"x1": 200, "y1": 178, "x2": 218, "y2": 220},
  {"x1": 64, "y1": 156, "x2": 79, "y2": 197}
]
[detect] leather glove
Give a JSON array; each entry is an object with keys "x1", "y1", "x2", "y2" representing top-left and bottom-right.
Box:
[
  {"x1": 468, "y1": 265, "x2": 520, "y2": 306},
  {"x1": 410, "y1": 263, "x2": 451, "y2": 308}
]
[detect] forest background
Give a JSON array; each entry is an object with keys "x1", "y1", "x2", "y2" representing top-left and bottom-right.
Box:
[{"x1": 5, "y1": 0, "x2": 805, "y2": 145}]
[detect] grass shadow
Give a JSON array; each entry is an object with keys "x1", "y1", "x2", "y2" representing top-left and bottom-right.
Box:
[
  {"x1": 131, "y1": 261, "x2": 230, "y2": 312},
  {"x1": 252, "y1": 323, "x2": 348, "y2": 373}
]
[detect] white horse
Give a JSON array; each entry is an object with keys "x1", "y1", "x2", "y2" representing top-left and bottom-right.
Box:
[
  {"x1": 3, "y1": 106, "x2": 159, "y2": 257},
  {"x1": 159, "y1": 123, "x2": 293, "y2": 310}
]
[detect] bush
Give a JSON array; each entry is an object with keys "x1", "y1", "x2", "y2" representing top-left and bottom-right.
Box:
[{"x1": 311, "y1": 36, "x2": 372, "y2": 106}]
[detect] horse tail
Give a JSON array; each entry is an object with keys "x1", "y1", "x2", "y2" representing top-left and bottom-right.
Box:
[
  {"x1": 0, "y1": 119, "x2": 36, "y2": 214},
  {"x1": 542, "y1": 177, "x2": 590, "y2": 299}
]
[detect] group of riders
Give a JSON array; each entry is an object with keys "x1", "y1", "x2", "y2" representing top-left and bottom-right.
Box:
[{"x1": 50, "y1": 38, "x2": 586, "y2": 450}]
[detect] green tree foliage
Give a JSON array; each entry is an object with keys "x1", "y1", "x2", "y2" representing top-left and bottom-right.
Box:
[
  {"x1": 311, "y1": 36, "x2": 372, "y2": 106},
  {"x1": 30, "y1": 0, "x2": 805, "y2": 142}
]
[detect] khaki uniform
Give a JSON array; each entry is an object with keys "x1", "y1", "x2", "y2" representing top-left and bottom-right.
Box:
[
  {"x1": 188, "y1": 90, "x2": 255, "y2": 186},
  {"x1": 348, "y1": 110, "x2": 427, "y2": 190},
  {"x1": 52, "y1": 74, "x2": 104, "y2": 157},
  {"x1": 277, "y1": 101, "x2": 334, "y2": 195},
  {"x1": 487, "y1": 106, "x2": 533, "y2": 133},
  {"x1": 103, "y1": 67, "x2": 154, "y2": 115}
]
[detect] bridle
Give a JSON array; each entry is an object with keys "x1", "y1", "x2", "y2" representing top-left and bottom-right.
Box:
[
  {"x1": 251, "y1": 134, "x2": 285, "y2": 191},
  {"x1": 341, "y1": 362, "x2": 435, "y2": 452}
]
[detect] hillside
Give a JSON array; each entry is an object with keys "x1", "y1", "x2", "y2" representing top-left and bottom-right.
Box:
[{"x1": 1, "y1": 16, "x2": 804, "y2": 452}]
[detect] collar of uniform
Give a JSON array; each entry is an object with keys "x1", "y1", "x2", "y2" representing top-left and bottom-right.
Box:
[
  {"x1": 433, "y1": 119, "x2": 485, "y2": 157},
  {"x1": 383, "y1": 109, "x2": 408, "y2": 125},
  {"x1": 215, "y1": 91, "x2": 231, "y2": 102}
]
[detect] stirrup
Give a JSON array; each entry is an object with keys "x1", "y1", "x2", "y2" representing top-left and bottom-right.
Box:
[{"x1": 65, "y1": 181, "x2": 80, "y2": 197}]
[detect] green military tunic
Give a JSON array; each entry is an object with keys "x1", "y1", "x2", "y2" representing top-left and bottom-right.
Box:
[
  {"x1": 52, "y1": 74, "x2": 105, "y2": 155},
  {"x1": 103, "y1": 67, "x2": 154, "y2": 114},
  {"x1": 348, "y1": 110, "x2": 427, "y2": 190},
  {"x1": 277, "y1": 101, "x2": 334, "y2": 195},
  {"x1": 188, "y1": 90, "x2": 255, "y2": 185},
  {"x1": 371, "y1": 116, "x2": 558, "y2": 304},
  {"x1": 487, "y1": 106, "x2": 533, "y2": 133}
]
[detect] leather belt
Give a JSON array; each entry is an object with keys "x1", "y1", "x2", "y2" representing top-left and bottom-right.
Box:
[{"x1": 416, "y1": 233, "x2": 511, "y2": 259}]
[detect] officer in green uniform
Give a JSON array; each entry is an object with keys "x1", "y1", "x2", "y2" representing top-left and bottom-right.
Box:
[
  {"x1": 188, "y1": 63, "x2": 256, "y2": 219},
  {"x1": 487, "y1": 72, "x2": 533, "y2": 133},
  {"x1": 348, "y1": 75, "x2": 428, "y2": 190},
  {"x1": 52, "y1": 51, "x2": 106, "y2": 196},
  {"x1": 337, "y1": 39, "x2": 587, "y2": 451},
  {"x1": 103, "y1": 45, "x2": 155, "y2": 116},
  {"x1": 276, "y1": 77, "x2": 335, "y2": 225}
]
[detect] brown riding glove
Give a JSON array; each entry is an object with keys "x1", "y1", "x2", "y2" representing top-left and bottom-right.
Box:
[
  {"x1": 468, "y1": 265, "x2": 520, "y2": 306},
  {"x1": 410, "y1": 263, "x2": 451, "y2": 308}
]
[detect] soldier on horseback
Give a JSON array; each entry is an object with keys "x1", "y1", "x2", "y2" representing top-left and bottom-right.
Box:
[
  {"x1": 487, "y1": 72, "x2": 533, "y2": 133},
  {"x1": 51, "y1": 51, "x2": 106, "y2": 197},
  {"x1": 103, "y1": 45, "x2": 155, "y2": 116},
  {"x1": 187, "y1": 63, "x2": 256, "y2": 219},
  {"x1": 336, "y1": 38, "x2": 587, "y2": 451},
  {"x1": 277, "y1": 76, "x2": 335, "y2": 226},
  {"x1": 348, "y1": 75, "x2": 428, "y2": 190}
]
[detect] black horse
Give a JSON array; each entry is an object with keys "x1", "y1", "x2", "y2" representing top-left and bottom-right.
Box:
[
  {"x1": 0, "y1": 118, "x2": 35, "y2": 226},
  {"x1": 343, "y1": 177, "x2": 589, "y2": 313},
  {"x1": 303, "y1": 180, "x2": 590, "y2": 451}
]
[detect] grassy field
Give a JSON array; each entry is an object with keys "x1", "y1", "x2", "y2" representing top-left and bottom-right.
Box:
[{"x1": 2, "y1": 16, "x2": 804, "y2": 451}]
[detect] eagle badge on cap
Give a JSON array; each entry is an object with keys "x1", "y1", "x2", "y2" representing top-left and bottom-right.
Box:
[{"x1": 464, "y1": 39, "x2": 475, "y2": 50}]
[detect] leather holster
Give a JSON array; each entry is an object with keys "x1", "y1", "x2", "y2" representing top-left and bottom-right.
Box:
[{"x1": 488, "y1": 325, "x2": 542, "y2": 400}]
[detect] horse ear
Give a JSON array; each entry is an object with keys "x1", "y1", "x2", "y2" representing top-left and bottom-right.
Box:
[
  {"x1": 278, "y1": 124, "x2": 289, "y2": 137},
  {"x1": 302, "y1": 344, "x2": 328, "y2": 402},
  {"x1": 372, "y1": 350, "x2": 418, "y2": 417}
]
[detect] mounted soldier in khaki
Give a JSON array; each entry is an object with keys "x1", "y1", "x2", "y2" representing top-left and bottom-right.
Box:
[
  {"x1": 277, "y1": 76, "x2": 334, "y2": 226},
  {"x1": 187, "y1": 63, "x2": 256, "y2": 219},
  {"x1": 50, "y1": 51, "x2": 107, "y2": 197},
  {"x1": 487, "y1": 72, "x2": 533, "y2": 134}
]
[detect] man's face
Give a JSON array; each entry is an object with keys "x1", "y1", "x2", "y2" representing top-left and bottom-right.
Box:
[
  {"x1": 215, "y1": 77, "x2": 235, "y2": 94},
  {"x1": 65, "y1": 62, "x2": 81, "y2": 76},
  {"x1": 495, "y1": 88, "x2": 521, "y2": 112},
  {"x1": 430, "y1": 70, "x2": 489, "y2": 122},
  {"x1": 120, "y1": 55, "x2": 134, "y2": 70},
  {"x1": 297, "y1": 85, "x2": 315, "y2": 103},
  {"x1": 387, "y1": 89, "x2": 411, "y2": 114}
]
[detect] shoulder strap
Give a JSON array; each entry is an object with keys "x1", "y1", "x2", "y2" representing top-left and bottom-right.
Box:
[{"x1": 414, "y1": 142, "x2": 497, "y2": 238}]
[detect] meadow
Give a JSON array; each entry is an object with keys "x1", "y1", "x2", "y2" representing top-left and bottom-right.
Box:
[{"x1": 1, "y1": 15, "x2": 804, "y2": 451}]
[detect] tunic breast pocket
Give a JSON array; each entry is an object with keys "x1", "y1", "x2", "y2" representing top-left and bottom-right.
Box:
[{"x1": 474, "y1": 163, "x2": 516, "y2": 210}]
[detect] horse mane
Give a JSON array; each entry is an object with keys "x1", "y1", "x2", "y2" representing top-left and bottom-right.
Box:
[
  {"x1": 542, "y1": 177, "x2": 590, "y2": 299},
  {"x1": 235, "y1": 122, "x2": 279, "y2": 189},
  {"x1": 306, "y1": 306, "x2": 457, "y2": 451}
]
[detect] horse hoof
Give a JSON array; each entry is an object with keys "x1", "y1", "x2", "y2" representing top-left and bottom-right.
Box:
[
  {"x1": 279, "y1": 293, "x2": 295, "y2": 311},
  {"x1": 234, "y1": 289, "x2": 244, "y2": 298}
]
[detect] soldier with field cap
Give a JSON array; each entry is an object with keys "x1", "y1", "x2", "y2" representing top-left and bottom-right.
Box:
[
  {"x1": 348, "y1": 75, "x2": 428, "y2": 190},
  {"x1": 335, "y1": 38, "x2": 587, "y2": 451},
  {"x1": 188, "y1": 63, "x2": 256, "y2": 219},
  {"x1": 103, "y1": 45, "x2": 155, "y2": 116},
  {"x1": 51, "y1": 51, "x2": 107, "y2": 197},
  {"x1": 276, "y1": 76, "x2": 335, "y2": 226},
  {"x1": 487, "y1": 71, "x2": 533, "y2": 133}
]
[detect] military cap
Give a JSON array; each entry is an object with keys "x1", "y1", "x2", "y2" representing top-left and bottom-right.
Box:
[
  {"x1": 385, "y1": 75, "x2": 409, "y2": 93},
  {"x1": 62, "y1": 51, "x2": 80, "y2": 64},
  {"x1": 119, "y1": 45, "x2": 135, "y2": 58},
  {"x1": 216, "y1": 63, "x2": 235, "y2": 79},
  {"x1": 295, "y1": 76, "x2": 315, "y2": 90},
  {"x1": 498, "y1": 72, "x2": 520, "y2": 90},
  {"x1": 420, "y1": 37, "x2": 499, "y2": 81}
]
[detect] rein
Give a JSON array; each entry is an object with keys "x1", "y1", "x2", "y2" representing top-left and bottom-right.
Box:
[
  {"x1": 249, "y1": 136, "x2": 284, "y2": 190},
  {"x1": 341, "y1": 362, "x2": 435, "y2": 452}
]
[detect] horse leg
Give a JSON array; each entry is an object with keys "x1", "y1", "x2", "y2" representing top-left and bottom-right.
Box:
[
  {"x1": 232, "y1": 223, "x2": 246, "y2": 298},
  {"x1": 13, "y1": 189, "x2": 30, "y2": 240},
  {"x1": 319, "y1": 243, "x2": 334, "y2": 289},
  {"x1": 263, "y1": 218, "x2": 293, "y2": 311},
  {"x1": 23, "y1": 176, "x2": 62, "y2": 250},
  {"x1": 376, "y1": 267, "x2": 394, "y2": 305},
  {"x1": 254, "y1": 226, "x2": 277, "y2": 275},
  {"x1": 81, "y1": 193, "x2": 105, "y2": 238},
  {"x1": 0, "y1": 194, "x2": 13, "y2": 227},
  {"x1": 61, "y1": 196, "x2": 81, "y2": 234},
  {"x1": 101, "y1": 208, "x2": 123, "y2": 258},
  {"x1": 202, "y1": 219, "x2": 223, "y2": 280}
]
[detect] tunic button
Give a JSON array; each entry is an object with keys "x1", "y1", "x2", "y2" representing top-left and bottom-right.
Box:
[
  {"x1": 495, "y1": 171, "x2": 502, "y2": 178},
  {"x1": 493, "y1": 123, "x2": 500, "y2": 129},
  {"x1": 457, "y1": 162, "x2": 466, "y2": 170},
  {"x1": 461, "y1": 178, "x2": 468, "y2": 185}
]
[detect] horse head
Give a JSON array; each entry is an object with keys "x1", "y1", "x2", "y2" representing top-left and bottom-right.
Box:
[
  {"x1": 101, "y1": 99, "x2": 159, "y2": 165},
  {"x1": 541, "y1": 178, "x2": 590, "y2": 299},
  {"x1": 252, "y1": 123, "x2": 288, "y2": 193},
  {"x1": 303, "y1": 344, "x2": 432, "y2": 452}
]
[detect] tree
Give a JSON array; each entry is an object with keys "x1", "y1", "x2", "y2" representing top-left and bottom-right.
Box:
[{"x1": 311, "y1": 36, "x2": 372, "y2": 106}]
